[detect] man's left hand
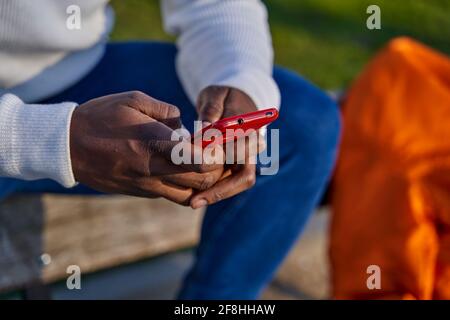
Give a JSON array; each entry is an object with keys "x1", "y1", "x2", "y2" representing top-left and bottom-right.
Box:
[{"x1": 190, "y1": 86, "x2": 264, "y2": 209}]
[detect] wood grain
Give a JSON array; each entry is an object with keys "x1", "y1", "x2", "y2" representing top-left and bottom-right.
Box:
[{"x1": 0, "y1": 194, "x2": 202, "y2": 292}]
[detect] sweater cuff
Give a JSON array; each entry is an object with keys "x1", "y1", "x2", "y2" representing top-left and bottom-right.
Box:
[{"x1": 0, "y1": 94, "x2": 77, "y2": 187}]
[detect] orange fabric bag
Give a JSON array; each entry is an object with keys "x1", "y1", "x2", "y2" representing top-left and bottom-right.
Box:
[{"x1": 330, "y1": 37, "x2": 450, "y2": 299}]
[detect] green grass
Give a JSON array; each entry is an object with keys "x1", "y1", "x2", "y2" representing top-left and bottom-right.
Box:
[{"x1": 110, "y1": 0, "x2": 450, "y2": 89}]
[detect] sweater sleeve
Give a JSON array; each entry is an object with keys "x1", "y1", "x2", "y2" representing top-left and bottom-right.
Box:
[
  {"x1": 161, "y1": 0, "x2": 281, "y2": 110},
  {"x1": 0, "y1": 93, "x2": 77, "y2": 187}
]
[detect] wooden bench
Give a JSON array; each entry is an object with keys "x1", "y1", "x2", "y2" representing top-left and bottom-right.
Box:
[
  {"x1": 0, "y1": 194, "x2": 331, "y2": 299},
  {"x1": 0, "y1": 194, "x2": 202, "y2": 294}
]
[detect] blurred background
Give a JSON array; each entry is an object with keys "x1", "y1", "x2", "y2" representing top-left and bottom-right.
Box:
[
  {"x1": 111, "y1": 0, "x2": 450, "y2": 89},
  {"x1": 1, "y1": 0, "x2": 449, "y2": 300}
]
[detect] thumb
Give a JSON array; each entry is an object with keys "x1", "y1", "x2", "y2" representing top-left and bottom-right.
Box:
[{"x1": 197, "y1": 86, "x2": 230, "y2": 123}]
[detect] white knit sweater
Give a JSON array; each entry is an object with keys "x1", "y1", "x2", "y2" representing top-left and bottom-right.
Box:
[{"x1": 0, "y1": 0, "x2": 280, "y2": 187}]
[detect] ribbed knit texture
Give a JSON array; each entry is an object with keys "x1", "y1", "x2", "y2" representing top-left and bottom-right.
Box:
[
  {"x1": 162, "y1": 0, "x2": 281, "y2": 109},
  {"x1": 0, "y1": 0, "x2": 279, "y2": 186},
  {"x1": 0, "y1": 94, "x2": 77, "y2": 187}
]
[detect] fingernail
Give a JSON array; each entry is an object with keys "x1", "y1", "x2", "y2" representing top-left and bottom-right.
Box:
[{"x1": 192, "y1": 199, "x2": 208, "y2": 209}]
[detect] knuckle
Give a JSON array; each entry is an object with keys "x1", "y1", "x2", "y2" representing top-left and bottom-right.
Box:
[
  {"x1": 147, "y1": 139, "x2": 172, "y2": 157},
  {"x1": 201, "y1": 104, "x2": 223, "y2": 122},
  {"x1": 128, "y1": 90, "x2": 148, "y2": 102},
  {"x1": 198, "y1": 173, "x2": 215, "y2": 190},
  {"x1": 127, "y1": 139, "x2": 147, "y2": 157},
  {"x1": 211, "y1": 190, "x2": 224, "y2": 203},
  {"x1": 158, "y1": 102, "x2": 180, "y2": 119},
  {"x1": 244, "y1": 172, "x2": 256, "y2": 188},
  {"x1": 202, "y1": 85, "x2": 225, "y2": 95},
  {"x1": 126, "y1": 90, "x2": 150, "y2": 107},
  {"x1": 204, "y1": 102, "x2": 223, "y2": 114}
]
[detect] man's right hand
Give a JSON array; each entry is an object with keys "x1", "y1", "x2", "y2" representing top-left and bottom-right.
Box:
[{"x1": 70, "y1": 91, "x2": 224, "y2": 206}]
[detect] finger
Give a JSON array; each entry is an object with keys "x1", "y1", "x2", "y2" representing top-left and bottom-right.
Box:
[
  {"x1": 155, "y1": 180, "x2": 194, "y2": 206},
  {"x1": 125, "y1": 91, "x2": 182, "y2": 129},
  {"x1": 197, "y1": 86, "x2": 229, "y2": 123},
  {"x1": 258, "y1": 134, "x2": 267, "y2": 153},
  {"x1": 149, "y1": 155, "x2": 191, "y2": 175},
  {"x1": 140, "y1": 123, "x2": 219, "y2": 174},
  {"x1": 160, "y1": 116, "x2": 182, "y2": 130},
  {"x1": 220, "y1": 168, "x2": 233, "y2": 181},
  {"x1": 142, "y1": 122, "x2": 199, "y2": 168},
  {"x1": 190, "y1": 164, "x2": 256, "y2": 209},
  {"x1": 161, "y1": 167, "x2": 224, "y2": 191},
  {"x1": 223, "y1": 133, "x2": 265, "y2": 164},
  {"x1": 153, "y1": 139, "x2": 225, "y2": 174},
  {"x1": 127, "y1": 176, "x2": 193, "y2": 204}
]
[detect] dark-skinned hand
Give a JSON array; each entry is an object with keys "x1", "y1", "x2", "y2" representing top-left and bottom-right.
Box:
[
  {"x1": 70, "y1": 91, "x2": 224, "y2": 206},
  {"x1": 191, "y1": 86, "x2": 266, "y2": 209}
]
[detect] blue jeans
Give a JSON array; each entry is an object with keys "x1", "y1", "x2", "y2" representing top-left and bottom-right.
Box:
[{"x1": 0, "y1": 42, "x2": 340, "y2": 299}]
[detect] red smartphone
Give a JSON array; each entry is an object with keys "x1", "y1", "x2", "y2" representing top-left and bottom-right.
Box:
[{"x1": 192, "y1": 107, "x2": 279, "y2": 147}]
